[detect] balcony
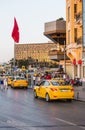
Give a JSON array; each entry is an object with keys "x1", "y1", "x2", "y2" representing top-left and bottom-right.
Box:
[
  {"x1": 75, "y1": 12, "x2": 82, "y2": 24},
  {"x1": 77, "y1": 37, "x2": 82, "y2": 45},
  {"x1": 44, "y1": 19, "x2": 66, "y2": 45},
  {"x1": 48, "y1": 50, "x2": 69, "y2": 61},
  {"x1": 75, "y1": 0, "x2": 82, "y2": 3}
]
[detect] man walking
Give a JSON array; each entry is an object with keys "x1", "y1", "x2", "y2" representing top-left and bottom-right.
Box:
[{"x1": 4, "y1": 77, "x2": 8, "y2": 90}]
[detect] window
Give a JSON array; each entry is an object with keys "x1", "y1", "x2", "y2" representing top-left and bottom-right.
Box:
[
  {"x1": 51, "y1": 81, "x2": 59, "y2": 86},
  {"x1": 68, "y1": 7, "x2": 70, "y2": 22},
  {"x1": 44, "y1": 81, "x2": 50, "y2": 86},
  {"x1": 74, "y1": 4, "x2": 77, "y2": 14},
  {"x1": 40, "y1": 81, "x2": 45, "y2": 86},
  {"x1": 74, "y1": 28, "x2": 77, "y2": 42},
  {"x1": 83, "y1": 66, "x2": 85, "y2": 78},
  {"x1": 68, "y1": 30, "x2": 70, "y2": 44}
]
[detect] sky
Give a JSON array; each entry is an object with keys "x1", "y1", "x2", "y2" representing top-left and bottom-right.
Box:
[{"x1": 0, "y1": 0, "x2": 66, "y2": 63}]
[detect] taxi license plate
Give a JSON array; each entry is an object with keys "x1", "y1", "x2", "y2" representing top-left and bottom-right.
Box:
[
  {"x1": 60, "y1": 90, "x2": 68, "y2": 92},
  {"x1": 20, "y1": 84, "x2": 23, "y2": 86}
]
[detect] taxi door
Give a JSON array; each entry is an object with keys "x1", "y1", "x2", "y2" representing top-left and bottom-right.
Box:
[
  {"x1": 37, "y1": 81, "x2": 45, "y2": 97},
  {"x1": 40, "y1": 81, "x2": 50, "y2": 98}
]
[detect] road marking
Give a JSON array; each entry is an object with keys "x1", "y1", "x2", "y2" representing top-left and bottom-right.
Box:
[
  {"x1": 55, "y1": 118, "x2": 85, "y2": 129},
  {"x1": 56, "y1": 118, "x2": 76, "y2": 126}
]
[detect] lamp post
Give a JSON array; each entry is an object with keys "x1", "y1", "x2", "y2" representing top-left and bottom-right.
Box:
[{"x1": 64, "y1": 41, "x2": 66, "y2": 73}]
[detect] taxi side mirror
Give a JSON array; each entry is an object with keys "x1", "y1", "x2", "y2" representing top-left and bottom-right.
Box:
[{"x1": 36, "y1": 83, "x2": 40, "y2": 86}]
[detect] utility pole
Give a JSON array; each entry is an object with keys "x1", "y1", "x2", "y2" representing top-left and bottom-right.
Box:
[{"x1": 64, "y1": 41, "x2": 66, "y2": 73}]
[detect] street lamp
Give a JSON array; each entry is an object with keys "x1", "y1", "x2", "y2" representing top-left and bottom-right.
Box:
[
  {"x1": 56, "y1": 42, "x2": 66, "y2": 73},
  {"x1": 64, "y1": 41, "x2": 66, "y2": 73}
]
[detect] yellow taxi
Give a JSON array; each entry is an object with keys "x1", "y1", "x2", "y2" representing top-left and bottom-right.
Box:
[
  {"x1": 7, "y1": 76, "x2": 14, "y2": 86},
  {"x1": 11, "y1": 76, "x2": 28, "y2": 88},
  {"x1": 33, "y1": 80, "x2": 74, "y2": 102},
  {"x1": 21, "y1": 66, "x2": 26, "y2": 72},
  {"x1": 52, "y1": 78, "x2": 64, "y2": 83}
]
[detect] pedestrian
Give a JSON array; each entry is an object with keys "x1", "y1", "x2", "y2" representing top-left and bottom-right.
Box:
[
  {"x1": 32, "y1": 74, "x2": 36, "y2": 87},
  {"x1": 44, "y1": 72, "x2": 51, "y2": 80},
  {"x1": 4, "y1": 77, "x2": 8, "y2": 90},
  {"x1": 0, "y1": 77, "x2": 4, "y2": 90},
  {"x1": 70, "y1": 78, "x2": 74, "y2": 86},
  {"x1": 36, "y1": 73, "x2": 41, "y2": 85}
]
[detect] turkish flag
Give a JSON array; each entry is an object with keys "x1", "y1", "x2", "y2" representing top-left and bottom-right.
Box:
[{"x1": 11, "y1": 17, "x2": 19, "y2": 43}]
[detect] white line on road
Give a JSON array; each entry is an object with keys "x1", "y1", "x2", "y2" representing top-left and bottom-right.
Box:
[
  {"x1": 55, "y1": 117, "x2": 85, "y2": 129},
  {"x1": 56, "y1": 118, "x2": 76, "y2": 126}
]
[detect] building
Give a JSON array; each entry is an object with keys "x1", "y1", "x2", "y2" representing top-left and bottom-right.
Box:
[
  {"x1": 15, "y1": 42, "x2": 58, "y2": 63},
  {"x1": 43, "y1": 1, "x2": 85, "y2": 79},
  {"x1": 66, "y1": 0, "x2": 85, "y2": 101},
  {"x1": 44, "y1": 18, "x2": 66, "y2": 45},
  {"x1": 66, "y1": 0, "x2": 85, "y2": 79},
  {"x1": 44, "y1": 18, "x2": 71, "y2": 75}
]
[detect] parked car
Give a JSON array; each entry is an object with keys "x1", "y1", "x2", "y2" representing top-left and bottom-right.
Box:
[
  {"x1": 52, "y1": 77, "x2": 65, "y2": 83},
  {"x1": 7, "y1": 76, "x2": 14, "y2": 86},
  {"x1": 73, "y1": 78, "x2": 82, "y2": 86},
  {"x1": 33, "y1": 80, "x2": 74, "y2": 102},
  {"x1": 11, "y1": 76, "x2": 28, "y2": 88}
]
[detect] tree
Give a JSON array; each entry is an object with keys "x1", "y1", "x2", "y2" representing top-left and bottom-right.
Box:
[{"x1": 57, "y1": 17, "x2": 64, "y2": 21}]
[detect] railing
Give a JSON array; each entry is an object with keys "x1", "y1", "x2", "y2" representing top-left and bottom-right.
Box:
[
  {"x1": 75, "y1": 12, "x2": 82, "y2": 24},
  {"x1": 44, "y1": 20, "x2": 66, "y2": 33},
  {"x1": 48, "y1": 50, "x2": 64, "y2": 56},
  {"x1": 77, "y1": 37, "x2": 82, "y2": 45},
  {"x1": 44, "y1": 21, "x2": 56, "y2": 32}
]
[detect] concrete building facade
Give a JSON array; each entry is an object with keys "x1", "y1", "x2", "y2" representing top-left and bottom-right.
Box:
[
  {"x1": 15, "y1": 42, "x2": 58, "y2": 63},
  {"x1": 44, "y1": 18, "x2": 72, "y2": 76}
]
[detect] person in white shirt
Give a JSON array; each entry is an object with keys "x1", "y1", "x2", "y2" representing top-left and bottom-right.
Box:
[
  {"x1": 32, "y1": 75, "x2": 36, "y2": 87},
  {"x1": 4, "y1": 77, "x2": 8, "y2": 90}
]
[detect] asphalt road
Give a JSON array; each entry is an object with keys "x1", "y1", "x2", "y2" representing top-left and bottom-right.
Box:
[{"x1": 0, "y1": 87, "x2": 85, "y2": 130}]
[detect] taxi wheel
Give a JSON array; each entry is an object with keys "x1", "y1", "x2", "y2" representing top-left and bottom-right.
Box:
[
  {"x1": 11, "y1": 85, "x2": 14, "y2": 88},
  {"x1": 45, "y1": 93, "x2": 50, "y2": 102},
  {"x1": 34, "y1": 91, "x2": 38, "y2": 98},
  {"x1": 67, "y1": 99, "x2": 72, "y2": 102},
  {"x1": 11, "y1": 84, "x2": 15, "y2": 88}
]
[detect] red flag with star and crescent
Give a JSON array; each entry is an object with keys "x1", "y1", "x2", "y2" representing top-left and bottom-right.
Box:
[{"x1": 11, "y1": 17, "x2": 20, "y2": 43}]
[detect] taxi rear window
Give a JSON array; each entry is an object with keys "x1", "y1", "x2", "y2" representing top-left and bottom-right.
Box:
[
  {"x1": 16, "y1": 77, "x2": 25, "y2": 80},
  {"x1": 51, "y1": 81, "x2": 59, "y2": 86}
]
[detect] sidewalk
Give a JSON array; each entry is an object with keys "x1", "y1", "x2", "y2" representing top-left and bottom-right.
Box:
[{"x1": 74, "y1": 86, "x2": 85, "y2": 102}]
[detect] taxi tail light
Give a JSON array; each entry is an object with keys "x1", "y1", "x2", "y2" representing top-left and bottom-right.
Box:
[
  {"x1": 14, "y1": 81, "x2": 17, "y2": 83},
  {"x1": 14, "y1": 80, "x2": 16, "y2": 82},
  {"x1": 26, "y1": 81, "x2": 28, "y2": 83},
  {"x1": 71, "y1": 88, "x2": 74, "y2": 91},
  {"x1": 50, "y1": 88, "x2": 58, "y2": 92}
]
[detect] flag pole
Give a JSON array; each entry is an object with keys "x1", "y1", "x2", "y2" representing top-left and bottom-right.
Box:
[
  {"x1": 11, "y1": 17, "x2": 19, "y2": 69},
  {"x1": 14, "y1": 42, "x2": 15, "y2": 67}
]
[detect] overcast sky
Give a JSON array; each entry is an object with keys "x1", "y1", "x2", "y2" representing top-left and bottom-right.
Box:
[{"x1": 0, "y1": 0, "x2": 66, "y2": 63}]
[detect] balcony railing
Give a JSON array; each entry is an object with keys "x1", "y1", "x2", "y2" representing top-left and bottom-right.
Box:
[
  {"x1": 44, "y1": 20, "x2": 66, "y2": 33},
  {"x1": 48, "y1": 50, "x2": 64, "y2": 60},
  {"x1": 75, "y1": 12, "x2": 82, "y2": 24},
  {"x1": 77, "y1": 37, "x2": 82, "y2": 45},
  {"x1": 48, "y1": 50, "x2": 64, "y2": 56}
]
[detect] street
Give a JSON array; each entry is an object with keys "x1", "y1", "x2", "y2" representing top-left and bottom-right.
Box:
[{"x1": 0, "y1": 87, "x2": 85, "y2": 130}]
